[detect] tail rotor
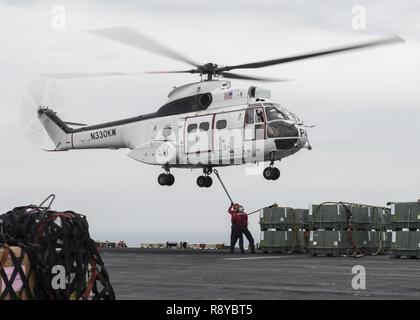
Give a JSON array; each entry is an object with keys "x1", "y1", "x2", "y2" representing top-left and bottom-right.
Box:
[{"x1": 20, "y1": 78, "x2": 66, "y2": 147}]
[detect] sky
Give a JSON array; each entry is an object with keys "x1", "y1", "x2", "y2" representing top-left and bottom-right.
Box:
[{"x1": 0, "y1": 0, "x2": 419, "y2": 245}]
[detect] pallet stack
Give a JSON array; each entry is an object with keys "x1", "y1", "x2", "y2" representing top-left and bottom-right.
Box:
[
  {"x1": 307, "y1": 202, "x2": 391, "y2": 257},
  {"x1": 390, "y1": 201, "x2": 420, "y2": 259},
  {"x1": 259, "y1": 206, "x2": 309, "y2": 253}
]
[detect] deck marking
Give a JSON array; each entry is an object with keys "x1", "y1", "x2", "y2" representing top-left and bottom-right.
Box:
[{"x1": 222, "y1": 256, "x2": 286, "y2": 261}]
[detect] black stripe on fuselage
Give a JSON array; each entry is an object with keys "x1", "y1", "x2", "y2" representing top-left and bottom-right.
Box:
[
  {"x1": 70, "y1": 112, "x2": 158, "y2": 133},
  {"x1": 70, "y1": 93, "x2": 212, "y2": 133}
]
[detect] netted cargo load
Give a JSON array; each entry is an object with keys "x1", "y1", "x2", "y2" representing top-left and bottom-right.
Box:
[
  {"x1": 0, "y1": 195, "x2": 115, "y2": 300},
  {"x1": 390, "y1": 202, "x2": 420, "y2": 231}
]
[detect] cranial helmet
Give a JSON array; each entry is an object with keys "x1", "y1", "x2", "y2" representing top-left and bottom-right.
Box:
[{"x1": 233, "y1": 203, "x2": 240, "y2": 210}]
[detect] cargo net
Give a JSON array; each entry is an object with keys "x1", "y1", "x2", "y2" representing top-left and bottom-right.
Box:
[{"x1": 0, "y1": 195, "x2": 115, "y2": 300}]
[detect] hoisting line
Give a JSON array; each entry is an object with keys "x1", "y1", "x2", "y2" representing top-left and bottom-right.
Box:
[{"x1": 213, "y1": 169, "x2": 234, "y2": 204}]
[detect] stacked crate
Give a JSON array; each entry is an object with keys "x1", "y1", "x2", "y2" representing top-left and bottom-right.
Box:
[
  {"x1": 390, "y1": 202, "x2": 420, "y2": 259},
  {"x1": 307, "y1": 202, "x2": 391, "y2": 257},
  {"x1": 259, "y1": 206, "x2": 309, "y2": 253}
]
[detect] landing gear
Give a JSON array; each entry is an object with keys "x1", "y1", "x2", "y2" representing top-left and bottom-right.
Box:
[
  {"x1": 158, "y1": 173, "x2": 175, "y2": 186},
  {"x1": 197, "y1": 167, "x2": 213, "y2": 188},
  {"x1": 263, "y1": 160, "x2": 280, "y2": 181},
  {"x1": 158, "y1": 166, "x2": 175, "y2": 186}
]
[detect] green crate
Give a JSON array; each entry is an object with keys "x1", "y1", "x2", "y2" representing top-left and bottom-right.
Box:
[
  {"x1": 294, "y1": 208, "x2": 309, "y2": 226},
  {"x1": 309, "y1": 203, "x2": 389, "y2": 231},
  {"x1": 260, "y1": 207, "x2": 294, "y2": 225},
  {"x1": 351, "y1": 206, "x2": 370, "y2": 225},
  {"x1": 260, "y1": 230, "x2": 305, "y2": 253},
  {"x1": 260, "y1": 207, "x2": 308, "y2": 231},
  {"x1": 309, "y1": 204, "x2": 348, "y2": 230},
  {"x1": 391, "y1": 202, "x2": 420, "y2": 230},
  {"x1": 391, "y1": 231, "x2": 420, "y2": 252},
  {"x1": 391, "y1": 202, "x2": 420, "y2": 223},
  {"x1": 307, "y1": 230, "x2": 380, "y2": 256}
]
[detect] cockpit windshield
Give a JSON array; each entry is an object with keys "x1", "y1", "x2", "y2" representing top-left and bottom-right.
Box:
[
  {"x1": 264, "y1": 103, "x2": 301, "y2": 123},
  {"x1": 264, "y1": 104, "x2": 289, "y2": 121}
]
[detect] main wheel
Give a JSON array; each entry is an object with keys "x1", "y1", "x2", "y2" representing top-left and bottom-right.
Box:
[
  {"x1": 197, "y1": 175, "x2": 207, "y2": 188},
  {"x1": 158, "y1": 173, "x2": 169, "y2": 186},
  {"x1": 263, "y1": 167, "x2": 274, "y2": 180},
  {"x1": 204, "y1": 176, "x2": 213, "y2": 188},
  {"x1": 271, "y1": 167, "x2": 280, "y2": 180},
  {"x1": 166, "y1": 174, "x2": 175, "y2": 186}
]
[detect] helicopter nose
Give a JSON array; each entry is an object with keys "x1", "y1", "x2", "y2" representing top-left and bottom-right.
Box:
[
  {"x1": 272, "y1": 122, "x2": 299, "y2": 149},
  {"x1": 299, "y1": 129, "x2": 308, "y2": 146}
]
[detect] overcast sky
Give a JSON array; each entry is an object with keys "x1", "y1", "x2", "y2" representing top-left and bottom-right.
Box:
[{"x1": 0, "y1": 0, "x2": 419, "y2": 245}]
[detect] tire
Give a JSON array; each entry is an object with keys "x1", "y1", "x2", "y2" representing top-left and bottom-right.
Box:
[
  {"x1": 158, "y1": 173, "x2": 168, "y2": 186},
  {"x1": 263, "y1": 167, "x2": 274, "y2": 180},
  {"x1": 197, "y1": 175, "x2": 206, "y2": 188},
  {"x1": 166, "y1": 174, "x2": 175, "y2": 186},
  {"x1": 204, "y1": 176, "x2": 213, "y2": 188},
  {"x1": 271, "y1": 167, "x2": 280, "y2": 180}
]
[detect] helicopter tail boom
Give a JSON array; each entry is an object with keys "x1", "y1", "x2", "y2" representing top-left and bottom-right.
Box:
[
  {"x1": 38, "y1": 107, "x2": 128, "y2": 151},
  {"x1": 38, "y1": 108, "x2": 72, "y2": 151}
]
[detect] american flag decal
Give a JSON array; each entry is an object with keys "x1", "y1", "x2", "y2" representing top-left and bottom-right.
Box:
[{"x1": 224, "y1": 91, "x2": 233, "y2": 100}]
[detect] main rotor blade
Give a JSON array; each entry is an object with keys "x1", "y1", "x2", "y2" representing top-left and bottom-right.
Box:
[
  {"x1": 86, "y1": 27, "x2": 200, "y2": 68},
  {"x1": 41, "y1": 72, "x2": 144, "y2": 79},
  {"x1": 218, "y1": 36, "x2": 404, "y2": 72},
  {"x1": 221, "y1": 72, "x2": 290, "y2": 82},
  {"x1": 145, "y1": 69, "x2": 199, "y2": 74}
]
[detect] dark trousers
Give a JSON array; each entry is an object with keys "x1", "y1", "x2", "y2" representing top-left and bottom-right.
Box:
[
  {"x1": 240, "y1": 225, "x2": 255, "y2": 252},
  {"x1": 230, "y1": 224, "x2": 244, "y2": 252}
]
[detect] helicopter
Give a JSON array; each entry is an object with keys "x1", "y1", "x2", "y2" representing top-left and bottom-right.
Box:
[{"x1": 38, "y1": 27, "x2": 403, "y2": 187}]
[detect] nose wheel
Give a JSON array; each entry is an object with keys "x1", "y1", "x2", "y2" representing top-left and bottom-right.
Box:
[
  {"x1": 263, "y1": 166, "x2": 280, "y2": 180},
  {"x1": 158, "y1": 166, "x2": 175, "y2": 186},
  {"x1": 197, "y1": 167, "x2": 213, "y2": 188}
]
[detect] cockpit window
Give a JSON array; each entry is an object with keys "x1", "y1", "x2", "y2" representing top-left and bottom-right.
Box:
[
  {"x1": 265, "y1": 105, "x2": 288, "y2": 121},
  {"x1": 284, "y1": 110, "x2": 300, "y2": 123}
]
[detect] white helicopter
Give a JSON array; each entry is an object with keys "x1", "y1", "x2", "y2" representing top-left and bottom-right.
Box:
[{"x1": 38, "y1": 28, "x2": 402, "y2": 187}]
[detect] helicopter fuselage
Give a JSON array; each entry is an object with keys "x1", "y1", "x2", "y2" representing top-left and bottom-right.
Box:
[{"x1": 38, "y1": 81, "x2": 310, "y2": 185}]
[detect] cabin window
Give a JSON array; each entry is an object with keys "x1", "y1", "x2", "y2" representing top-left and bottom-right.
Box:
[
  {"x1": 162, "y1": 126, "x2": 172, "y2": 138},
  {"x1": 199, "y1": 122, "x2": 210, "y2": 131},
  {"x1": 187, "y1": 123, "x2": 197, "y2": 133},
  {"x1": 216, "y1": 120, "x2": 227, "y2": 130},
  {"x1": 245, "y1": 109, "x2": 254, "y2": 124}
]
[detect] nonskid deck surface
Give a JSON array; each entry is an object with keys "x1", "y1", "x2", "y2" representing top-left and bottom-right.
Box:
[{"x1": 99, "y1": 248, "x2": 420, "y2": 300}]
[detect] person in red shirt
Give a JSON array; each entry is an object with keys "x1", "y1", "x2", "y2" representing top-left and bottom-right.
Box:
[
  {"x1": 236, "y1": 205, "x2": 255, "y2": 253},
  {"x1": 228, "y1": 203, "x2": 255, "y2": 253},
  {"x1": 228, "y1": 203, "x2": 244, "y2": 253}
]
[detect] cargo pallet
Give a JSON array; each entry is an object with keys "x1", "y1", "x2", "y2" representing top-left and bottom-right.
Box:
[
  {"x1": 260, "y1": 246, "x2": 306, "y2": 254},
  {"x1": 390, "y1": 250, "x2": 420, "y2": 259},
  {"x1": 391, "y1": 223, "x2": 419, "y2": 231},
  {"x1": 309, "y1": 224, "x2": 385, "y2": 231},
  {"x1": 308, "y1": 247, "x2": 360, "y2": 257},
  {"x1": 260, "y1": 224, "x2": 308, "y2": 232}
]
